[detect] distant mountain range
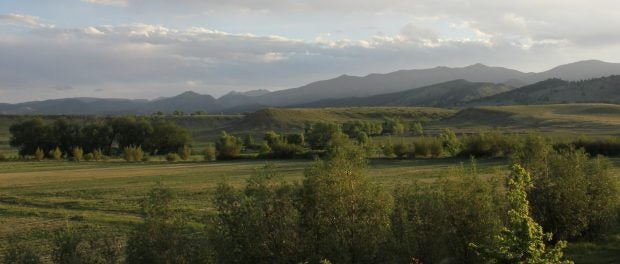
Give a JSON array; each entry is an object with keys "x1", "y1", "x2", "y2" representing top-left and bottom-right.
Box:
[{"x1": 2, "y1": 60, "x2": 620, "y2": 115}]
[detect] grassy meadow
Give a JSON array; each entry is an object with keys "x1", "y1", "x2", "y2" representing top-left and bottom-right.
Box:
[{"x1": 1, "y1": 104, "x2": 620, "y2": 263}]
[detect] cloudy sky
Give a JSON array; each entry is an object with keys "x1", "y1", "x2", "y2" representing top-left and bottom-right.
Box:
[{"x1": 1, "y1": 0, "x2": 620, "y2": 103}]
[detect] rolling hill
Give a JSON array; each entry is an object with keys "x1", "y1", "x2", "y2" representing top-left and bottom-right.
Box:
[
  {"x1": 471, "y1": 75, "x2": 620, "y2": 106},
  {"x1": 294, "y1": 79, "x2": 513, "y2": 108}
]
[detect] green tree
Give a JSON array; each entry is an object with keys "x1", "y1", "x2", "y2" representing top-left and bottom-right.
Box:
[
  {"x1": 51, "y1": 147, "x2": 63, "y2": 161},
  {"x1": 526, "y1": 149, "x2": 618, "y2": 240},
  {"x1": 9, "y1": 118, "x2": 51, "y2": 156},
  {"x1": 126, "y1": 184, "x2": 206, "y2": 264},
  {"x1": 145, "y1": 121, "x2": 191, "y2": 155},
  {"x1": 34, "y1": 147, "x2": 45, "y2": 161},
  {"x1": 212, "y1": 166, "x2": 302, "y2": 263},
  {"x1": 391, "y1": 160, "x2": 502, "y2": 263},
  {"x1": 393, "y1": 140, "x2": 410, "y2": 159},
  {"x1": 215, "y1": 131, "x2": 243, "y2": 160},
  {"x1": 382, "y1": 138, "x2": 395, "y2": 158},
  {"x1": 203, "y1": 144, "x2": 216, "y2": 161},
  {"x1": 305, "y1": 122, "x2": 341, "y2": 150},
  {"x1": 413, "y1": 122, "x2": 424, "y2": 136},
  {"x1": 72, "y1": 147, "x2": 83, "y2": 162},
  {"x1": 472, "y1": 164, "x2": 571, "y2": 264},
  {"x1": 439, "y1": 128, "x2": 461, "y2": 156},
  {"x1": 301, "y1": 147, "x2": 393, "y2": 263}
]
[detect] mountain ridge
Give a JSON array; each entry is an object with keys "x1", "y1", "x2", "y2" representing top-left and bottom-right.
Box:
[{"x1": 2, "y1": 60, "x2": 620, "y2": 115}]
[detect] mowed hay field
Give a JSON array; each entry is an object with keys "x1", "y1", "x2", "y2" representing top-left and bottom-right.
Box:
[{"x1": 1, "y1": 158, "x2": 620, "y2": 263}]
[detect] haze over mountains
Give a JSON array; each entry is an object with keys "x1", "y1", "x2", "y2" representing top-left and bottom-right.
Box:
[{"x1": 2, "y1": 60, "x2": 620, "y2": 115}]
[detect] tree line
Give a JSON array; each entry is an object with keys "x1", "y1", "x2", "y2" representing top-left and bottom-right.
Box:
[
  {"x1": 5, "y1": 139, "x2": 618, "y2": 264},
  {"x1": 9, "y1": 117, "x2": 191, "y2": 158}
]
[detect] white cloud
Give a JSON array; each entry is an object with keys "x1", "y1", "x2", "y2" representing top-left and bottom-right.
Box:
[
  {"x1": 0, "y1": 13, "x2": 53, "y2": 28},
  {"x1": 81, "y1": 0, "x2": 128, "y2": 7}
]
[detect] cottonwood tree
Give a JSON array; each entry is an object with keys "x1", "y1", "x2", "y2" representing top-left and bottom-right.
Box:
[{"x1": 472, "y1": 164, "x2": 571, "y2": 264}]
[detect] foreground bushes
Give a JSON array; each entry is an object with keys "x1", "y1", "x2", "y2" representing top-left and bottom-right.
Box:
[
  {"x1": 514, "y1": 138, "x2": 618, "y2": 240},
  {"x1": 6, "y1": 142, "x2": 619, "y2": 263}
]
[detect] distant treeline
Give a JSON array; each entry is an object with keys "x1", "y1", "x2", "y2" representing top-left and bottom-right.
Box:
[
  {"x1": 5, "y1": 142, "x2": 618, "y2": 264},
  {"x1": 8, "y1": 117, "x2": 620, "y2": 162},
  {"x1": 213, "y1": 120, "x2": 620, "y2": 161},
  {"x1": 9, "y1": 117, "x2": 191, "y2": 157}
]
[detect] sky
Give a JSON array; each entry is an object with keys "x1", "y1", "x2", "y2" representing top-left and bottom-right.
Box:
[{"x1": 1, "y1": 0, "x2": 620, "y2": 103}]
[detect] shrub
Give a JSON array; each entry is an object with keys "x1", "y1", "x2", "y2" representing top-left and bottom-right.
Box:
[
  {"x1": 571, "y1": 136, "x2": 620, "y2": 156},
  {"x1": 92, "y1": 149, "x2": 103, "y2": 161},
  {"x1": 439, "y1": 128, "x2": 461, "y2": 157},
  {"x1": 393, "y1": 140, "x2": 410, "y2": 159},
  {"x1": 34, "y1": 147, "x2": 45, "y2": 161},
  {"x1": 286, "y1": 133, "x2": 305, "y2": 145},
  {"x1": 0, "y1": 153, "x2": 7, "y2": 161},
  {"x1": 126, "y1": 184, "x2": 207, "y2": 264},
  {"x1": 51, "y1": 147, "x2": 63, "y2": 161},
  {"x1": 526, "y1": 148, "x2": 618, "y2": 240},
  {"x1": 3, "y1": 239, "x2": 42, "y2": 264},
  {"x1": 471, "y1": 165, "x2": 571, "y2": 263},
  {"x1": 52, "y1": 223, "x2": 123, "y2": 264},
  {"x1": 391, "y1": 161, "x2": 502, "y2": 263},
  {"x1": 305, "y1": 122, "x2": 341, "y2": 150},
  {"x1": 178, "y1": 145, "x2": 191, "y2": 160},
  {"x1": 165, "y1": 153, "x2": 180, "y2": 162},
  {"x1": 203, "y1": 144, "x2": 216, "y2": 161},
  {"x1": 412, "y1": 138, "x2": 431, "y2": 157},
  {"x1": 84, "y1": 153, "x2": 95, "y2": 162},
  {"x1": 382, "y1": 138, "x2": 395, "y2": 158},
  {"x1": 212, "y1": 166, "x2": 302, "y2": 263},
  {"x1": 301, "y1": 147, "x2": 393, "y2": 263},
  {"x1": 72, "y1": 147, "x2": 84, "y2": 162},
  {"x1": 383, "y1": 119, "x2": 406, "y2": 135},
  {"x1": 216, "y1": 131, "x2": 243, "y2": 160},
  {"x1": 123, "y1": 145, "x2": 144, "y2": 162},
  {"x1": 259, "y1": 141, "x2": 272, "y2": 156}
]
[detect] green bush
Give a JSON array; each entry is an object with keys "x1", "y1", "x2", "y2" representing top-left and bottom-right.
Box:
[
  {"x1": 471, "y1": 165, "x2": 570, "y2": 263},
  {"x1": 381, "y1": 138, "x2": 395, "y2": 158},
  {"x1": 92, "y1": 149, "x2": 103, "y2": 161},
  {"x1": 34, "y1": 147, "x2": 45, "y2": 161},
  {"x1": 165, "y1": 153, "x2": 180, "y2": 162},
  {"x1": 52, "y1": 223, "x2": 123, "y2": 264},
  {"x1": 126, "y1": 184, "x2": 207, "y2": 264},
  {"x1": 203, "y1": 144, "x2": 216, "y2": 161},
  {"x1": 216, "y1": 131, "x2": 243, "y2": 160},
  {"x1": 212, "y1": 166, "x2": 302, "y2": 263},
  {"x1": 123, "y1": 145, "x2": 144, "y2": 162},
  {"x1": 72, "y1": 147, "x2": 84, "y2": 162},
  {"x1": 391, "y1": 161, "x2": 502, "y2": 263},
  {"x1": 439, "y1": 128, "x2": 461, "y2": 156},
  {"x1": 301, "y1": 147, "x2": 393, "y2": 263},
  {"x1": 393, "y1": 140, "x2": 410, "y2": 159},
  {"x1": 51, "y1": 147, "x2": 63, "y2": 161},
  {"x1": 178, "y1": 145, "x2": 191, "y2": 160},
  {"x1": 84, "y1": 153, "x2": 95, "y2": 162},
  {"x1": 527, "y1": 149, "x2": 618, "y2": 240},
  {"x1": 3, "y1": 239, "x2": 42, "y2": 264}
]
